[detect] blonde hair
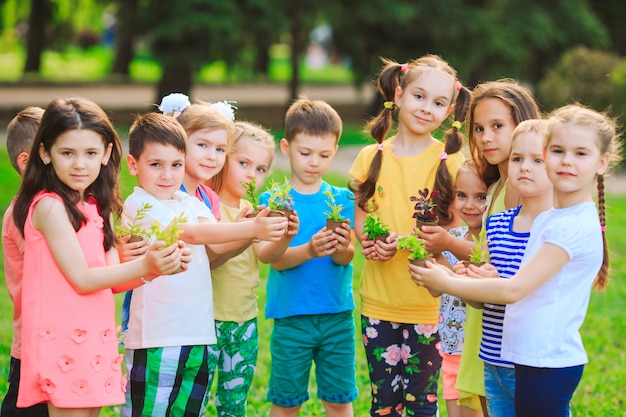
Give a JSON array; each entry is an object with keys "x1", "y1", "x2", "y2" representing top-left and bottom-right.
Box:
[
  {"x1": 511, "y1": 119, "x2": 548, "y2": 143},
  {"x1": 546, "y1": 104, "x2": 622, "y2": 290},
  {"x1": 209, "y1": 121, "x2": 276, "y2": 193}
]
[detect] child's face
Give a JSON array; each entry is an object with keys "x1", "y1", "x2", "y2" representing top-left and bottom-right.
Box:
[
  {"x1": 185, "y1": 128, "x2": 228, "y2": 183},
  {"x1": 127, "y1": 142, "x2": 185, "y2": 200},
  {"x1": 473, "y1": 98, "x2": 516, "y2": 167},
  {"x1": 280, "y1": 132, "x2": 337, "y2": 191},
  {"x1": 220, "y1": 137, "x2": 274, "y2": 206},
  {"x1": 508, "y1": 131, "x2": 552, "y2": 198},
  {"x1": 545, "y1": 123, "x2": 609, "y2": 196},
  {"x1": 395, "y1": 69, "x2": 455, "y2": 137},
  {"x1": 452, "y1": 169, "x2": 487, "y2": 230},
  {"x1": 40, "y1": 129, "x2": 112, "y2": 199}
]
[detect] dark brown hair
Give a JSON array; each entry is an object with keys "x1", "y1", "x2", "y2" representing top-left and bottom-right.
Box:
[
  {"x1": 128, "y1": 112, "x2": 187, "y2": 160},
  {"x1": 467, "y1": 79, "x2": 541, "y2": 188},
  {"x1": 6, "y1": 106, "x2": 45, "y2": 173},
  {"x1": 351, "y1": 55, "x2": 471, "y2": 226},
  {"x1": 13, "y1": 97, "x2": 122, "y2": 251}
]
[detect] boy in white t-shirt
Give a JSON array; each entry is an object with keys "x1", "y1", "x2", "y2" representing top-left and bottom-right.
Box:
[{"x1": 120, "y1": 112, "x2": 288, "y2": 417}]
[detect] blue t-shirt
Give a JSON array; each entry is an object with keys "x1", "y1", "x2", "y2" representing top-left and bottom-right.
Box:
[
  {"x1": 480, "y1": 205, "x2": 529, "y2": 367},
  {"x1": 260, "y1": 181, "x2": 355, "y2": 319}
]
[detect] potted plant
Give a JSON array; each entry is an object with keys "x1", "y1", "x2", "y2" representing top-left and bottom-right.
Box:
[
  {"x1": 411, "y1": 187, "x2": 440, "y2": 229},
  {"x1": 463, "y1": 229, "x2": 489, "y2": 268},
  {"x1": 323, "y1": 188, "x2": 346, "y2": 232},
  {"x1": 396, "y1": 233, "x2": 433, "y2": 267},
  {"x1": 242, "y1": 178, "x2": 260, "y2": 218},
  {"x1": 116, "y1": 203, "x2": 152, "y2": 243},
  {"x1": 362, "y1": 212, "x2": 390, "y2": 243},
  {"x1": 266, "y1": 178, "x2": 295, "y2": 217}
]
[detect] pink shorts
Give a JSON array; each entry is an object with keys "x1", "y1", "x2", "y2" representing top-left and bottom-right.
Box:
[{"x1": 440, "y1": 351, "x2": 461, "y2": 400}]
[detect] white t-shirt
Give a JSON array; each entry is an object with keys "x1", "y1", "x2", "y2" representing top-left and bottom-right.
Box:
[
  {"x1": 123, "y1": 187, "x2": 217, "y2": 349},
  {"x1": 501, "y1": 202, "x2": 602, "y2": 368}
]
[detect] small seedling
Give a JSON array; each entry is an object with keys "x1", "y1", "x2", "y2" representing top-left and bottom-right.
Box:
[
  {"x1": 468, "y1": 229, "x2": 489, "y2": 264},
  {"x1": 411, "y1": 187, "x2": 440, "y2": 224},
  {"x1": 150, "y1": 213, "x2": 188, "y2": 247},
  {"x1": 323, "y1": 188, "x2": 345, "y2": 222},
  {"x1": 242, "y1": 179, "x2": 260, "y2": 214},
  {"x1": 116, "y1": 203, "x2": 152, "y2": 242},
  {"x1": 266, "y1": 178, "x2": 294, "y2": 212},
  {"x1": 363, "y1": 212, "x2": 390, "y2": 241},
  {"x1": 396, "y1": 233, "x2": 430, "y2": 261}
]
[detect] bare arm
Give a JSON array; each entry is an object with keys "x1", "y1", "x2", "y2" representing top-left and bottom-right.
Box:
[
  {"x1": 419, "y1": 225, "x2": 474, "y2": 261},
  {"x1": 33, "y1": 197, "x2": 183, "y2": 294},
  {"x1": 409, "y1": 243, "x2": 569, "y2": 304},
  {"x1": 254, "y1": 211, "x2": 299, "y2": 264}
]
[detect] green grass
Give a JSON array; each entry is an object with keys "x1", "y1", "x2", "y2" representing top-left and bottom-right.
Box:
[
  {"x1": 0, "y1": 45, "x2": 354, "y2": 84},
  {"x1": 1, "y1": 146, "x2": 625, "y2": 416}
]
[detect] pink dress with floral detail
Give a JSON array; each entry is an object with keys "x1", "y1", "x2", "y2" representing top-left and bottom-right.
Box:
[{"x1": 17, "y1": 192, "x2": 125, "y2": 408}]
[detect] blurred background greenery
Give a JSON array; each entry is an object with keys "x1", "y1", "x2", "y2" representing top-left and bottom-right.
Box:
[{"x1": 1, "y1": 0, "x2": 626, "y2": 124}]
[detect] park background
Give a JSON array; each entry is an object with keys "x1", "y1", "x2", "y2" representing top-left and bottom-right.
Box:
[{"x1": 1, "y1": 0, "x2": 626, "y2": 415}]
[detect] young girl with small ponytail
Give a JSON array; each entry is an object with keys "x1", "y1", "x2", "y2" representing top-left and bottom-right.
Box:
[{"x1": 349, "y1": 54, "x2": 471, "y2": 417}]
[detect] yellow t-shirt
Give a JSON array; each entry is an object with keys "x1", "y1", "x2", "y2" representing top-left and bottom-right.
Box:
[
  {"x1": 349, "y1": 139, "x2": 464, "y2": 324},
  {"x1": 211, "y1": 200, "x2": 260, "y2": 322}
]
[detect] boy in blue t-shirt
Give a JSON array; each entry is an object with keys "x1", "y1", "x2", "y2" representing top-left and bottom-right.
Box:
[{"x1": 260, "y1": 98, "x2": 357, "y2": 416}]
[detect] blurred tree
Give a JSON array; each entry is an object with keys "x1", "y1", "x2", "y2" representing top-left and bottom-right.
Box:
[
  {"x1": 588, "y1": 0, "x2": 626, "y2": 55},
  {"x1": 109, "y1": 0, "x2": 143, "y2": 77},
  {"x1": 145, "y1": 0, "x2": 239, "y2": 101},
  {"x1": 235, "y1": 0, "x2": 285, "y2": 79},
  {"x1": 23, "y1": 0, "x2": 53, "y2": 73}
]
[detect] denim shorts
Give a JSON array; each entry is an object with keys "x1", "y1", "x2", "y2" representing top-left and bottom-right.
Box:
[
  {"x1": 484, "y1": 362, "x2": 516, "y2": 417},
  {"x1": 267, "y1": 311, "x2": 359, "y2": 407}
]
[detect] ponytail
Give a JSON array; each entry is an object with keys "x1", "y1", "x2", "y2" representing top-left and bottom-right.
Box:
[
  {"x1": 351, "y1": 59, "x2": 406, "y2": 211},
  {"x1": 433, "y1": 86, "x2": 472, "y2": 225},
  {"x1": 595, "y1": 174, "x2": 609, "y2": 290}
]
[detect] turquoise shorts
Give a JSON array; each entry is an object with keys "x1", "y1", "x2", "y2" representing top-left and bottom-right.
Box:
[{"x1": 267, "y1": 311, "x2": 359, "y2": 407}]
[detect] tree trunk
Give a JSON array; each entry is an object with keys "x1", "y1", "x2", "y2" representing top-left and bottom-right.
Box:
[
  {"x1": 253, "y1": 41, "x2": 271, "y2": 77},
  {"x1": 111, "y1": 0, "x2": 140, "y2": 77},
  {"x1": 156, "y1": 61, "x2": 193, "y2": 105},
  {"x1": 24, "y1": 0, "x2": 52, "y2": 74},
  {"x1": 287, "y1": 4, "x2": 306, "y2": 103}
]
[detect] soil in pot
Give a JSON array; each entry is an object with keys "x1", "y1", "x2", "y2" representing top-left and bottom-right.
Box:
[
  {"x1": 409, "y1": 255, "x2": 434, "y2": 267},
  {"x1": 326, "y1": 218, "x2": 344, "y2": 232}
]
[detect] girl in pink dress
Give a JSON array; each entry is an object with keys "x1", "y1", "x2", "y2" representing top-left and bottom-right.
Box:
[{"x1": 11, "y1": 97, "x2": 187, "y2": 417}]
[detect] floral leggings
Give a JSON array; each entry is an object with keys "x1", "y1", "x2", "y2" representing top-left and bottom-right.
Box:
[
  {"x1": 208, "y1": 318, "x2": 259, "y2": 417},
  {"x1": 361, "y1": 316, "x2": 442, "y2": 417}
]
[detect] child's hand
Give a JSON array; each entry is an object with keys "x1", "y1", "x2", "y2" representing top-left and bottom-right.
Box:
[
  {"x1": 308, "y1": 228, "x2": 336, "y2": 258},
  {"x1": 408, "y1": 259, "x2": 450, "y2": 294},
  {"x1": 286, "y1": 210, "x2": 300, "y2": 237},
  {"x1": 417, "y1": 225, "x2": 450, "y2": 255},
  {"x1": 452, "y1": 260, "x2": 468, "y2": 275},
  {"x1": 252, "y1": 207, "x2": 289, "y2": 241},
  {"x1": 373, "y1": 232, "x2": 398, "y2": 261},
  {"x1": 144, "y1": 240, "x2": 183, "y2": 277},
  {"x1": 117, "y1": 235, "x2": 148, "y2": 263},
  {"x1": 178, "y1": 240, "x2": 192, "y2": 272},
  {"x1": 467, "y1": 263, "x2": 499, "y2": 279},
  {"x1": 328, "y1": 220, "x2": 351, "y2": 254}
]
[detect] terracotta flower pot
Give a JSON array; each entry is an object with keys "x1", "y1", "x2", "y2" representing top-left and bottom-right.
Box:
[
  {"x1": 326, "y1": 218, "x2": 344, "y2": 232},
  {"x1": 371, "y1": 233, "x2": 390, "y2": 243},
  {"x1": 245, "y1": 212, "x2": 258, "y2": 219},
  {"x1": 270, "y1": 208, "x2": 293, "y2": 218},
  {"x1": 127, "y1": 235, "x2": 145, "y2": 244},
  {"x1": 409, "y1": 255, "x2": 434, "y2": 267},
  {"x1": 462, "y1": 260, "x2": 486, "y2": 268},
  {"x1": 415, "y1": 217, "x2": 439, "y2": 230}
]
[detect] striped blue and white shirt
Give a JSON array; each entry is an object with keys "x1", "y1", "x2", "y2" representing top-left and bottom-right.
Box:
[{"x1": 479, "y1": 205, "x2": 529, "y2": 367}]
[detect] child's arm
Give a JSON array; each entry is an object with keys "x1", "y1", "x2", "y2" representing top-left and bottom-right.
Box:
[
  {"x1": 270, "y1": 225, "x2": 337, "y2": 271},
  {"x1": 354, "y1": 205, "x2": 397, "y2": 262},
  {"x1": 418, "y1": 225, "x2": 474, "y2": 260},
  {"x1": 409, "y1": 243, "x2": 568, "y2": 304},
  {"x1": 179, "y1": 207, "x2": 287, "y2": 246},
  {"x1": 254, "y1": 210, "x2": 299, "y2": 264},
  {"x1": 33, "y1": 197, "x2": 183, "y2": 294}
]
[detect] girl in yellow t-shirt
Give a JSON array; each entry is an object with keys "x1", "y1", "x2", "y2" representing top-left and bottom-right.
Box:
[{"x1": 349, "y1": 55, "x2": 470, "y2": 417}]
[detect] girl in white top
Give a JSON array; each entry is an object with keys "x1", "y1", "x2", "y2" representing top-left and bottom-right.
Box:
[{"x1": 409, "y1": 104, "x2": 620, "y2": 417}]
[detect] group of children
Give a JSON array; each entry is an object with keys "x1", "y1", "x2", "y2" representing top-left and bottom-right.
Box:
[{"x1": 0, "y1": 52, "x2": 620, "y2": 417}]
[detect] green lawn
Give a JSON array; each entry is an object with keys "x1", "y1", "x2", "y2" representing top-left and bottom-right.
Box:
[{"x1": 1, "y1": 146, "x2": 625, "y2": 416}]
